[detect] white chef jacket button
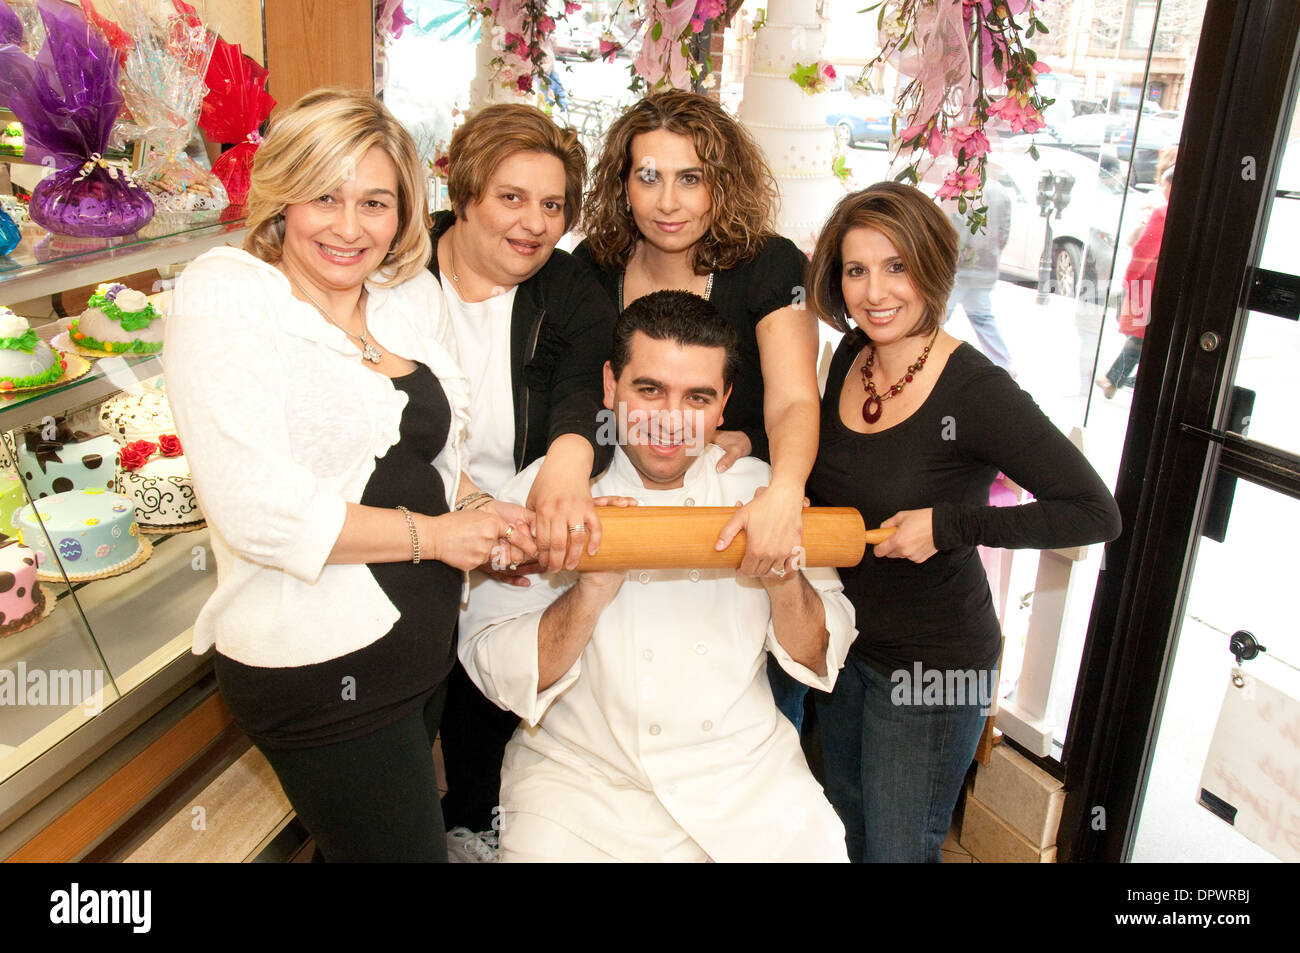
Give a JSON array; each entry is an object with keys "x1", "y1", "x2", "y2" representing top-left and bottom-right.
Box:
[
  {"x1": 695, "y1": 641, "x2": 707, "y2": 655},
  {"x1": 638, "y1": 571, "x2": 651, "y2": 585},
  {"x1": 666, "y1": 783, "x2": 678, "y2": 794},
  {"x1": 642, "y1": 648, "x2": 654, "y2": 661},
  {"x1": 702, "y1": 720, "x2": 713, "y2": 732},
  {"x1": 683, "y1": 497, "x2": 695, "y2": 507},
  {"x1": 688, "y1": 569, "x2": 700, "y2": 583},
  {"x1": 649, "y1": 723, "x2": 662, "y2": 736}
]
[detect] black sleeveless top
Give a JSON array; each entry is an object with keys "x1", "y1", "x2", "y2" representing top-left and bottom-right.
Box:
[{"x1": 215, "y1": 364, "x2": 463, "y2": 749}]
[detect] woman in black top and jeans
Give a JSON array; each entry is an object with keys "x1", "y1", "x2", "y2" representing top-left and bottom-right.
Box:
[{"x1": 804, "y1": 183, "x2": 1121, "y2": 862}]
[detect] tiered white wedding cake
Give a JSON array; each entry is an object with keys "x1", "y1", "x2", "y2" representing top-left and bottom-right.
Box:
[{"x1": 741, "y1": 0, "x2": 845, "y2": 253}]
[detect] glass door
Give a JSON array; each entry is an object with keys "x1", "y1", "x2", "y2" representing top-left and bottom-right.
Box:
[
  {"x1": 1128, "y1": 92, "x2": 1300, "y2": 861},
  {"x1": 1058, "y1": 0, "x2": 1300, "y2": 862}
]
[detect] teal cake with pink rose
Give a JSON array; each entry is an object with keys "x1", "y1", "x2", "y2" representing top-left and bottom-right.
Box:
[{"x1": 15, "y1": 488, "x2": 144, "y2": 579}]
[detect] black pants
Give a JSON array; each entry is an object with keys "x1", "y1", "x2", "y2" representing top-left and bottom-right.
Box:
[
  {"x1": 437, "y1": 661, "x2": 521, "y2": 832},
  {"x1": 257, "y1": 682, "x2": 449, "y2": 862}
]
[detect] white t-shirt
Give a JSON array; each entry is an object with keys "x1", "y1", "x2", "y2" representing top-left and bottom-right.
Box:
[{"x1": 441, "y1": 277, "x2": 518, "y2": 496}]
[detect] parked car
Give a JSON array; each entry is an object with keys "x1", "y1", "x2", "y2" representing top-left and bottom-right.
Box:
[
  {"x1": 986, "y1": 142, "x2": 1143, "y2": 299},
  {"x1": 825, "y1": 92, "x2": 895, "y2": 148},
  {"x1": 1048, "y1": 111, "x2": 1181, "y2": 190}
]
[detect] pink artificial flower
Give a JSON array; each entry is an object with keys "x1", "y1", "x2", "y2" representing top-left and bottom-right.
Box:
[
  {"x1": 950, "y1": 124, "x2": 991, "y2": 159},
  {"x1": 504, "y1": 31, "x2": 525, "y2": 52},
  {"x1": 538, "y1": 14, "x2": 556, "y2": 34},
  {"x1": 691, "y1": 0, "x2": 725, "y2": 33},
  {"x1": 1032, "y1": 60, "x2": 1051, "y2": 74},
  {"x1": 900, "y1": 120, "x2": 944, "y2": 156},
  {"x1": 564, "y1": 1, "x2": 582, "y2": 13},
  {"x1": 516, "y1": 73, "x2": 534, "y2": 94},
  {"x1": 936, "y1": 168, "x2": 982, "y2": 199},
  {"x1": 987, "y1": 95, "x2": 1046, "y2": 134},
  {"x1": 599, "y1": 37, "x2": 620, "y2": 62}
]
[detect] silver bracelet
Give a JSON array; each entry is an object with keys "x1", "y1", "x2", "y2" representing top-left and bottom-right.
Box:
[{"x1": 395, "y1": 505, "x2": 420, "y2": 564}]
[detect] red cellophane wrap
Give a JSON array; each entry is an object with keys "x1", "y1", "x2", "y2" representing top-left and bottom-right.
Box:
[{"x1": 197, "y1": 38, "x2": 274, "y2": 206}]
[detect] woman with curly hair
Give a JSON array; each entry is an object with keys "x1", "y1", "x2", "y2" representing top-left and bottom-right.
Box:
[{"x1": 574, "y1": 91, "x2": 820, "y2": 642}]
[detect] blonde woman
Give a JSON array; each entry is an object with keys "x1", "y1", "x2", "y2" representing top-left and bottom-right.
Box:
[{"x1": 166, "y1": 89, "x2": 533, "y2": 862}]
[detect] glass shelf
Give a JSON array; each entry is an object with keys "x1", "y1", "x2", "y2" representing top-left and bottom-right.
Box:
[{"x1": 0, "y1": 209, "x2": 246, "y2": 304}]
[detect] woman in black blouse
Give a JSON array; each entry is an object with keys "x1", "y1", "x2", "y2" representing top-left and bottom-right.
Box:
[
  {"x1": 805, "y1": 183, "x2": 1121, "y2": 862},
  {"x1": 574, "y1": 90, "x2": 819, "y2": 582}
]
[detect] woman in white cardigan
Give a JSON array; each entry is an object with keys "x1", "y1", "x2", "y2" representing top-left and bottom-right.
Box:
[{"x1": 166, "y1": 89, "x2": 534, "y2": 862}]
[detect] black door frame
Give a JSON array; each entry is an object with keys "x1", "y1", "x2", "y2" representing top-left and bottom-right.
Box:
[{"x1": 1058, "y1": 0, "x2": 1300, "y2": 862}]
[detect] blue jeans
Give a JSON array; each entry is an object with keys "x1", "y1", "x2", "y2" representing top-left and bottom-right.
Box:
[
  {"x1": 947, "y1": 285, "x2": 1013, "y2": 372},
  {"x1": 766, "y1": 653, "x2": 808, "y2": 733},
  {"x1": 815, "y1": 655, "x2": 992, "y2": 862}
]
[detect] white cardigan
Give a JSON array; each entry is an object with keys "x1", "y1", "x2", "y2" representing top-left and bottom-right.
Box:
[{"x1": 165, "y1": 247, "x2": 470, "y2": 667}]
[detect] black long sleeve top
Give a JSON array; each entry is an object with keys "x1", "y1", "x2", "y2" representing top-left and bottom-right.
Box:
[{"x1": 807, "y1": 334, "x2": 1122, "y2": 675}]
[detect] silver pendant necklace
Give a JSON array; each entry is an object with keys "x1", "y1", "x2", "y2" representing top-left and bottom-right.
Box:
[{"x1": 290, "y1": 276, "x2": 382, "y2": 363}]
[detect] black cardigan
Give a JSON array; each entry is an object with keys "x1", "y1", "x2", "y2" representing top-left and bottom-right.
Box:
[{"x1": 429, "y1": 210, "x2": 615, "y2": 473}]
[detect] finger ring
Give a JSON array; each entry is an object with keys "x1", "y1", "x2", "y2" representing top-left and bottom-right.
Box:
[
  {"x1": 771, "y1": 567, "x2": 787, "y2": 578},
  {"x1": 509, "y1": 562, "x2": 519, "y2": 571},
  {"x1": 568, "y1": 523, "x2": 587, "y2": 534},
  {"x1": 503, "y1": 525, "x2": 514, "y2": 539}
]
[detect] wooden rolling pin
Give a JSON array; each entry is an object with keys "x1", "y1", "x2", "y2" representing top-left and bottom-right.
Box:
[{"x1": 572, "y1": 506, "x2": 895, "y2": 572}]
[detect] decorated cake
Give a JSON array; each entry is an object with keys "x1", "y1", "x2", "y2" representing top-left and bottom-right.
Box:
[
  {"x1": 69, "y1": 283, "x2": 165, "y2": 354},
  {"x1": 99, "y1": 389, "x2": 175, "y2": 444},
  {"x1": 740, "y1": 0, "x2": 847, "y2": 252},
  {"x1": 0, "y1": 544, "x2": 47, "y2": 637},
  {"x1": 0, "y1": 472, "x2": 28, "y2": 540},
  {"x1": 15, "y1": 489, "x2": 145, "y2": 579},
  {"x1": 14, "y1": 429, "x2": 118, "y2": 498},
  {"x1": 114, "y1": 437, "x2": 202, "y2": 528},
  {"x1": 0, "y1": 120, "x2": 22, "y2": 158},
  {"x1": 0, "y1": 308, "x2": 64, "y2": 390}
]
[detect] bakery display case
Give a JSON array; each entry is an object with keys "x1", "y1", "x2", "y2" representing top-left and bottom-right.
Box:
[{"x1": 0, "y1": 214, "x2": 244, "y2": 836}]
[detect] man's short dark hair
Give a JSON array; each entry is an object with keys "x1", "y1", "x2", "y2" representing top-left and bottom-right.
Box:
[{"x1": 609, "y1": 290, "x2": 740, "y2": 390}]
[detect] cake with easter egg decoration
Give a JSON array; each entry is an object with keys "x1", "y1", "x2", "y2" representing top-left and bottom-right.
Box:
[
  {"x1": 69, "y1": 283, "x2": 165, "y2": 354},
  {"x1": 0, "y1": 543, "x2": 49, "y2": 637},
  {"x1": 15, "y1": 488, "x2": 147, "y2": 580},
  {"x1": 0, "y1": 307, "x2": 65, "y2": 390}
]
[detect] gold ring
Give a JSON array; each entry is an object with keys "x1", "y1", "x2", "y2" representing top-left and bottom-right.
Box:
[
  {"x1": 567, "y1": 523, "x2": 587, "y2": 534},
  {"x1": 771, "y1": 567, "x2": 787, "y2": 578},
  {"x1": 508, "y1": 562, "x2": 518, "y2": 571},
  {"x1": 503, "y1": 525, "x2": 514, "y2": 539}
]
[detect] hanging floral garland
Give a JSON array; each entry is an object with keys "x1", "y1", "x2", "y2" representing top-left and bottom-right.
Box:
[{"x1": 863, "y1": 0, "x2": 1052, "y2": 230}]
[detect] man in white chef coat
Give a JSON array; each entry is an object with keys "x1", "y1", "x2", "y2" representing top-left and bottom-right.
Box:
[{"x1": 459, "y1": 290, "x2": 855, "y2": 862}]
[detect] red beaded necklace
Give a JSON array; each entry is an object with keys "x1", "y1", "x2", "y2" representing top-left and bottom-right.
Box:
[{"x1": 860, "y1": 331, "x2": 938, "y2": 424}]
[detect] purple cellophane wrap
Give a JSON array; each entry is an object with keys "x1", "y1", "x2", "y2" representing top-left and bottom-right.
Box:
[
  {"x1": 0, "y1": 4, "x2": 22, "y2": 46},
  {"x1": 0, "y1": 0, "x2": 154, "y2": 236}
]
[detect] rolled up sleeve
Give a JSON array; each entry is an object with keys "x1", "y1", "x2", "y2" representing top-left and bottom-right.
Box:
[{"x1": 766, "y1": 566, "x2": 857, "y2": 692}]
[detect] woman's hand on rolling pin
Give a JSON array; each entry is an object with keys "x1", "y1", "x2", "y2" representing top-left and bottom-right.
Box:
[
  {"x1": 477, "y1": 500, "x2": 538, "y2": 586},
  {"x1": 528, "y1": 440, "x2": 602, "y2": 573},
  {"x1": 719, "y1": 483, "x2": 809, "y2": 577},
  {"x1": 430, "y1": 506, "x2": 532, "y2": 573},
  {"x1": 872, "y1": 508, "x2": 937, "y2": 563}
]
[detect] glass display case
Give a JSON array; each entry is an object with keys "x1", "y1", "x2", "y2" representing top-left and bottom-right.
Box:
[{"x1": 0, "y1": 213, "x2": 244, "y2": 830}]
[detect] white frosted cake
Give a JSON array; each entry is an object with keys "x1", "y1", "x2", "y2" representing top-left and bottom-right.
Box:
[
  {"x1": 741, "y1": 0, "x2": 846, "y2": 252},
  {"x1": 113, "y1": 438, "x2": 202, "y2": 528},
  {"x1": 99, "y1": 389, "x2": 202, "y2": 529}
]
